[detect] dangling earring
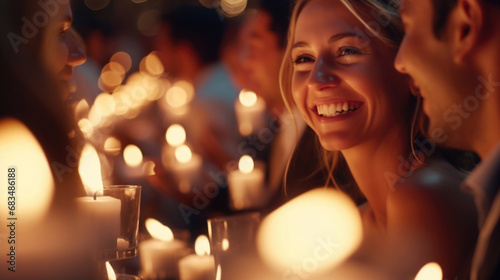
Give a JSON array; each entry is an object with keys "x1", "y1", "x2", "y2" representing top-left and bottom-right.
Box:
[{"x1": 410, "y1": 95, "x2": 425, "y2": 166}]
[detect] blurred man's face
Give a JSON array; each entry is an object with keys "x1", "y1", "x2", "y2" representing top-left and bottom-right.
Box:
[{"x1": 239, "y1": 11, "x2": 285, "y2": 108}]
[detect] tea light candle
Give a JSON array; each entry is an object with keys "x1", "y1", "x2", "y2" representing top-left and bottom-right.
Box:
[
  {"x1": 76, "y1": 144, "x2": 121, "y2": 250},
  {"x1": 227, "y1": 155, "x2": 265, "y2": 210},
  {"x1": 169, "y1": 144, "x2": 202, "y2": 193},
  {"x1": 178, "y1": 235, "x2": 215, "y2": 280},
  {"x1": 140, "y1": 219, "x2": 187, "y2": 279},
  {"x1": 234, "y1": 89, "x2": 266, "y2": 136}
]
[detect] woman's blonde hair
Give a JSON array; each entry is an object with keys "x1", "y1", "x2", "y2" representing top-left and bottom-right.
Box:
[{"x1": 280, "y1": 0, "x2": 424, "y2": 194}]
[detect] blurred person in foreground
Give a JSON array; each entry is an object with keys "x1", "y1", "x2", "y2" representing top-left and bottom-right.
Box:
[{"x1": 0, "y1": 1, "x2": 96, "y2": 279}]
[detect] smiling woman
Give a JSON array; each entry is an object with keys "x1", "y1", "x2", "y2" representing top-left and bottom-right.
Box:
[{"x1": 280, "y1": 0, "x2": 478, "y2": 279}]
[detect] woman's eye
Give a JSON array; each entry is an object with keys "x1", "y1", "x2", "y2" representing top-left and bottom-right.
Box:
[
  {"x1": 293, "y1": 56, "x2": 314, "y2": 64},
  {"x1": 338, "y1": 47, "x2": 361, "y2": 57}
]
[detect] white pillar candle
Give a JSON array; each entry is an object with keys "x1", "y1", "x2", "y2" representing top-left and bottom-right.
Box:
[
  {"x1": 140, "y1": 219, "x2": 187, "y2": 279},
  {"x1": 169, "y1": 144, "x2": 202, "y2": 193},
  {"x1": 77, "y1": 144, "x2": 121, "y2": 250},
  {"x1": 234, "y1": 89, "x2": 266, "y2": 136},
  {"x1": 178, "y1": 235, "x2": 215, "y2": 280},
  {"x1": 76, "y1": 196, "x2": 121, "y2": 250},
  {"x1": 227, "y1": 155, "x2": 266, "y2": 210}
]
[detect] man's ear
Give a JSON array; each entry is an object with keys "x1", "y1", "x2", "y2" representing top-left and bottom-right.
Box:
[{"x1": 449, "y1": 0, "x2": 484, "y2": 64}]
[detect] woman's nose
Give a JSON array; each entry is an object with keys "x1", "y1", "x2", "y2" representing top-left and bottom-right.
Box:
[
  {"x1": 308, "y1": 57, "x2": 340, "y2": 91},
  {"x1": 66, "y1": 28, "x2": 87, "y2": 67}
]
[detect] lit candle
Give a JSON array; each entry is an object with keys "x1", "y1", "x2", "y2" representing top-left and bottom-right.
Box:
[
  {"x1": 140, "y1": 219, "x2": 187, "y2": 279},
  {"x1": 169, "y1": 144, "x2": 202, "y2": 193},
  {"x1": 123, "y1": 144, "x2": 144, "y2": 178},
  {"x1": 227, "y1": 155, "x2": 265, "y2": 210},
  {"x1": 414, "y1": 262, "x2": 442, "y2": 280},
  {"x1": 166, "y1": 124, "x2": 187, "y2": 147},
  {"x1": 234, "y1": 89, "x2": 266, "y2": 136},
  {"x1": 178, "y1": 235, "x2": 215, "y2": 280},
  {"x1": 106, "y1": 261, "x2": 117, "y2": 280},
  {"x1": 76, "y1": 144, "x2": 121, "y2": 250},
  {"x1": 257, "y1": 188, "x2": 363, "y2": 276}
]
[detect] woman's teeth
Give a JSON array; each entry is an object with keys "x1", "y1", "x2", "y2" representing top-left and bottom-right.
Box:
[{"x1": 316, "y1": 102, "x2": 360, "y2": 117}]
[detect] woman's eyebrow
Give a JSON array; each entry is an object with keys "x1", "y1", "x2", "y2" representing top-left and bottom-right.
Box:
[{"x1": 292, "y1": 32, "x2": 366, "y2": 50}]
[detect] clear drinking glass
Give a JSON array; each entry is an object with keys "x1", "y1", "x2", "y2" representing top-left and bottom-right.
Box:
[{"x1": 207, "y1": 212, "x2": 261, "y2": 279}]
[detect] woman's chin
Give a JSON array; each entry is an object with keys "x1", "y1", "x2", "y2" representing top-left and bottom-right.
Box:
[{"x1": 318, "y1": 134, "x2": 358, "y2": 152}]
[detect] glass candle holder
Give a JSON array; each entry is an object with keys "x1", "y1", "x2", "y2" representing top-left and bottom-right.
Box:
[{"x1": 99, "y1": 185, "x2": 142, "y2": 261}]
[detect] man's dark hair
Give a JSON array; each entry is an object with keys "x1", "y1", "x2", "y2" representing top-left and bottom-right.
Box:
[
  {"x1": 431, "y1": 0, "x2": 499, "y2": 37},
  {"x1": 161, "y1": 5, "x2": 223, "y2": 65},
  {"x1": 260, "y1": 0, "x2": 293, "y2": 48}
]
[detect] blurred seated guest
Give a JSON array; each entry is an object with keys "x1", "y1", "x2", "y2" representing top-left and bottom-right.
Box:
[{"x1": 154, "y1": 4, "x2": 240, "y2": 168}]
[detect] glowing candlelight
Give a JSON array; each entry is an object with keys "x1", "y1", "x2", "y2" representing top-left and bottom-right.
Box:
[
  {"x1": 175, "y1": 145, "x2": 193, "y2": 164},
  {"x1": 234, "y1": 89, "x2": 266, "y2": 136},
  {"x1": 75, "y1": 99, "x2": 90, "y2": 120},
  {"x1": 79, "y1": 144, "x2": 104, "y2": 196},
  {"x1": 106, "y1": 261, "x2": 117, "y2": 280},
  {"x1": 170, "y1": 145, "x2": 202, "y2": 193},
  {"x1": 166, "y1": 86, "x2": 189, "y2": 108},
  {"x1": 257, "y1": 188, "x2": 362, "y2": 276},
  {"x1": 140, "y1": 219, "x2": 187, "y2": 279},
  {"x1": 227, "y1": 155, "x2": 265, "y2": 210},
  {"x1": 166, "y1": 124, "x2": 187, "y2": 147},
  {"x1": 124, "y1": 144, "x2": 143, "y2": 168},
  {"x1": 77, "y1": 144, "x2": 121, "y2": 250},
  {"x1": 239, "y1": 89, "x2": 258, "y2": 107},
  {"x1": 146, "y1": 218, "x2": 174, "y2": 242},
  {"x1": 415, "y1": 262, "x2": 442, "y2": 280},
  {"x1": 238, "y1": 155, "x2": 254, "y2": 173},
  {"x1": 0, "y1": 118, "x2": 54, "y2": 225},
  {"x1": 178, "y1": 235, "x2": 216, "y2": 280},
  {"x1": 104, "y1": 137, "x2": 121, "y2": 155}
]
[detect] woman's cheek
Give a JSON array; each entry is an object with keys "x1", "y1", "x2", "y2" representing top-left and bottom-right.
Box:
[{"x1": 292, "y1": 74, "x2": 313, "y2": 125}]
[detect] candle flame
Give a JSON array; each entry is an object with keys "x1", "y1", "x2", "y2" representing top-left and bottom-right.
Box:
[
  {"x1": 75, "y1": 99, "x2": 90, "y2": 120},
  {"x1": 221, "y1": 0, "x2": 247, "y2": 17},
  {"x1": 78, "y1": 118, "x2": 94, "y2": 139},
  {"x1": 105, "y1": 261, "x2": 117, "y2": 280},
  {"x1": 215, "y1": 264, "x2": 222, "y2": 280},
  {"x1": 143, "y1": 161, "x2": 156, "y2": 176},
  {"x1": 257, "y1": 188, "x2": 362, "y2": 274},
  {"x1": 123, "y1": 144, "x2": 143, "y2": 167},
  {"x1": 195, "y1": 235, "x2": 211, "y2": 256},
  {"x1": 222, "y1": 238, "x2": 230, "y2": 251},
  {"x1": 79, "y1": 144, "x2": 104, "y2": 196},
  {"x1": 148, "y1": 52, "x2": 164, "y2": 76},
  {"x1": 93, "y1": 93, "x2": 116, "y2": 118},
  {"x1": 238, "y1": 155, "x2": 254, "y2": 174},
  {"x1": 166, "y1": 124, "x2": 186, "y2": 147},
  {"x1": 104, "y1": 137, "x2": 121, "y2": 155},
  {"x1": 0, "y1": 118, "x2": 54, "y2": 225},
  {"x1": 110, "y1": 51, "x2": 132, "y2": 73},
  {"x1": 175, "y1": 145, "x2": 192, "y2": 164},
  {"x1": 415, "y1": 262, "x2": 443, "y2": 280},
  {"x1": 165, "y1": 86, "x2": 188, "y2": 108},
  {"x1": 239, "y1": 89, "x2": 257, "y2": 107},
  {"x1": 145, "y1": 218, "x2": 174, "y2": 242}
]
